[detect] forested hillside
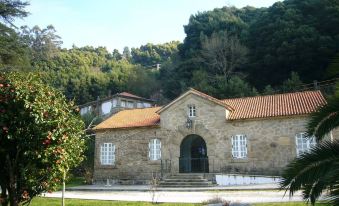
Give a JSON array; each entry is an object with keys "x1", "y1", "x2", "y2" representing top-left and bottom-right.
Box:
[{"x1": 1, "y1": 0, "x2": 338, "y2": 105}]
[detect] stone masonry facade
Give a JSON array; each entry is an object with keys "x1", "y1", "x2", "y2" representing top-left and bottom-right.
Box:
[{"x1": 93, "y1": 92, "x2": 332, "y2": 184}]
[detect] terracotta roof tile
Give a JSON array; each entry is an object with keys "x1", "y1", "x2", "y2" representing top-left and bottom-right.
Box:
[
  {"x1": 118, "y1": 92, "x2": 144, "y2": 99},
  {"x1": 94, "y1": 90, "x2": 327, "y2": 130},
  {"x1": 222, "y1": 90, "x2": 326, "y2": 120},
  {"x1": 94, "y1": 107, "x2": 161, "y2": 130}
]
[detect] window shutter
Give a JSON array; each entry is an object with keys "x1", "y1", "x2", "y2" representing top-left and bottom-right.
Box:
[
  {"x1": 244, "y1": 135, "x2": 248, "y2": 157},
  {"x1": 149, "y1": 140, "x2": 151, "y2": 160},
  {"x1": 112, "y1": 144, "x2": 116, "y2": 165},
  {"x1": 158, "y1": 139, "x2": 161, "y2": 159},
  {"x1": 100, "y1": 144, "x2": 104, "y2": 165},
  {"x1": 231, "y1": 136, "x2": 234, "y2": 158}
]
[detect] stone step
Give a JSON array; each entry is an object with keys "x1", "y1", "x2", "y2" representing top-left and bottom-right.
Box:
[
  {"x1": 167, "y1": 175, "x2": 204, "y2": 179},
  {"x1": 159, "y1": 173, "x2": 214, "y2": 188}
]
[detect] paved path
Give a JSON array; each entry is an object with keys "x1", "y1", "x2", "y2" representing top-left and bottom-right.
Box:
[
  {"x1": 67, "y1": 184, "x2": 279, "y2": 192},
  {"x1": 44, "y1": 187, "x2": 303, "y2": 204}
]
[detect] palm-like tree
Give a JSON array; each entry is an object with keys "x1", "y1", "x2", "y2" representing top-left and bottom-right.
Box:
[{"x1": 280, "y1": 87, "x2": 339, "y2": 205}]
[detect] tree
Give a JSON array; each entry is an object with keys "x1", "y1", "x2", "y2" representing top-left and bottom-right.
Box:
[
  {"x1": 280, "y1": 72, "x2": 303, "y2": 93},
  {"x1": 0, "y1": 72, "x2": 85, "y2": 206},
  {"x1": 20, "y1": 25, "x2": 62, "y2": 63},
  {"x1": 131, "y1": 41, "x2": 180, "y2": 66},
  {"x1": 200, "y1": 31, "x2": 248, "y2": 80},
  {"x1": 281, "y1": 85, "x2": 339, "y2": 205},
  {"x1": 0, "y1": 0, "x2": 28, "y2": 27},
  {"x1": 0, "y1": 0, "x2": 30, "y2": 70},
  {"x1": 122, "y1": 46, "x2": 131, "y2": 61}
]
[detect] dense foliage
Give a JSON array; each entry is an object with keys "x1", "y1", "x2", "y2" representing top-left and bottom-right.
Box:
[
  {"x1": 0, "y1": 72, "x2": 85, "y2": 206},
  {"x1": 1, "y1": 0, "x2": 338, "y2": 104}
]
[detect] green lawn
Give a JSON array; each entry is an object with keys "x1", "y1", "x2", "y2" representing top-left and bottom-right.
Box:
[
  {"x1": 29, "y1": 198, "x2": 330, "y2": 206},
  {"x1": 253, "y1": 203, "x2": 329, "y2": 206},
  {"x1": 56, "y1": 177, "x2": 87, "y2": 190}
]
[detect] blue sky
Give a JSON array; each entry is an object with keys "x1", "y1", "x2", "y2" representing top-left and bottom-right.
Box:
[{"x1": 16, "y1": 0, "x2": 280, "y2": 52}]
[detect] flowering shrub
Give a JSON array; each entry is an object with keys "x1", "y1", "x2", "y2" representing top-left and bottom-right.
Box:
[{"x1": 0, "y1": 72, "x2": 85, "y2": 206}]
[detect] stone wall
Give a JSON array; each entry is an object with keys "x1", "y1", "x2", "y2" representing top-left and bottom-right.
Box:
[{"x1": 94, "y1": 93, "x2": 337, "y2": 183}]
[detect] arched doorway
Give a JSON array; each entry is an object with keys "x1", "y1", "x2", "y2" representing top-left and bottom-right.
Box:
[{"x1": 179, "y1": 134, "x2": 209, "y2": 173}]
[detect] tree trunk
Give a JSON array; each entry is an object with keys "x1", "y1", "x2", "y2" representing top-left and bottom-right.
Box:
[
  {"x1": 0, "y1": 184, "x2": 9, "y2": 206},
  {"x1": 6, "y1": 155, "x2": 18, "y2": 206}
]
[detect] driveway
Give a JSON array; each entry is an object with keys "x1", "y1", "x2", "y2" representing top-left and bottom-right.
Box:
[{"x1": 44, "y1": 189, "x2": 303, "y2": 203}]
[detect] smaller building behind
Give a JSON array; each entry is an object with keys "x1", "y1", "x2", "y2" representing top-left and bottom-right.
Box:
[{"x1": 78, "y1": 92, "x2": 154, "y2": 119}]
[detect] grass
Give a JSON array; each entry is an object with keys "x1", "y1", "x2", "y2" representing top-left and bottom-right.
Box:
[
  {"x1": 254, "y1": 203, "x2": 330, "y2": 206},
  {"x1": 56, "y1": 176, "x2": 87, "y2": 190},
  {"x1": 30, "y1": 198, "x2": 201, "y2": 206},
  {"x1": 28, "y1": 198, "x2": 332, "y2": 206}
]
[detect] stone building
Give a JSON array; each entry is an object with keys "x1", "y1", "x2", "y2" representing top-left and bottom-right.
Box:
[{"x1": 93, "y1": 88, "x2": 335, "y2": 184}]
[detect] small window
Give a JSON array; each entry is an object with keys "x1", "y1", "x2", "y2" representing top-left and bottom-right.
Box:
[
  {"x1": 149, "y1": 139, "x2": 161, "y2": 160},
  {"x1": 296, "y1": 133, "x2": 316, "y2": 156},
  {"x1": 112, "y1": 99, "x2": 117, "y2": 107},
  {"x1": 143, "y1": 103, "x2": 151, "y2": 108},
  {"x1": 137, "y1": 102, "x2": 144, "y2": 108},
  {"x1": 127, "y1": 101, "x2": 134, "y2": 108},
  {"x1": 100, "y1": 143, "x2": 115, "y2": 165},
  {"x1": 231, "y1": 135, "x2": 247, "y2": 159},
  {"x1": 188, "y1": 105, "x2": 196, "y2": 117},
  {"x1": 120, "y1": 100, "x2": 126, "y2": 107},
  {"x1": 80, "y1": 106, "x2": 91, "y2": 115},
  {"x1": 101, "y1": 101, "x2": 112, "y2": 114}
]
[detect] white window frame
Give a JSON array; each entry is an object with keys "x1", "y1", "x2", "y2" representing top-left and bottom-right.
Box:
[
  {"x1": 231, "y1": 134, "x2": 248, "y2": 159},
  {"x1": 188, "y1": 105, "x2": 196, "y2": 118},
  {"x1": 149, "y1": 139, "x2": 161, "y2": 161},
  {"x1": 112, "y1": 99, "x2": 117, "y2": 107},
  {"x1": 100, "y1": 143, "x2": 115, "y2": 165},
  {"x1": 295, "y1": 133, "x2": 316, "y2": 157},
  {"x1": 143, "y1": 102, "x2": 151, "y2": 108},
  {"x1": 137, "y1": 102, "x2": 144, "y2": 108},
  {"x1": 80, "y1": 106, "x2": 92, "y2": 115},
  {"x1": 127, "y1": 101, "x2": 134, "y2": 108},
  {"x1": 120, "y1": 100, "x2": 126, "y2": 107}
]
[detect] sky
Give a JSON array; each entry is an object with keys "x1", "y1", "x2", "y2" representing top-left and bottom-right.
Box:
[{"x1": 16, "y1": 0, "x2": 280, "y2": 52}]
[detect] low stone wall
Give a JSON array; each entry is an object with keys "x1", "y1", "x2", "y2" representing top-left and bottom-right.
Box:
[{"x1": 215, "y1": 174, "x2": 281, "y2": 186}]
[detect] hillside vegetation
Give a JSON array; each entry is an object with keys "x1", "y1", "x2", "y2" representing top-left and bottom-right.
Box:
[{"x1": 1, "y1": 0, "x2": 338, "y2": 104}]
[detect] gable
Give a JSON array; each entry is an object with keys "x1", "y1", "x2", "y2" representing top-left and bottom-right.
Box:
[{"x1": 157, "y1": 88, "x2": 233, "y2": 114}]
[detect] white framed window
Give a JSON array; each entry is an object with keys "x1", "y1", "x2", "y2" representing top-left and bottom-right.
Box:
[
  {"x1": 127, "y1": 101, "x2": 134, "y2": 108},
  {"x1": 100, "y1": 143, "x2": 115, "y2": 165},
  {"x1": 120, "y1": 100, "x2": 126, "y2": 107},
  {"x1": 149, "y1": 139, "x2": 161, "y2": 160},
  {"x1": 101, "y1": 101, "x2": 112, "y2": 114},
  {"x1": 296, "y1": 133, "x2": 316, "y2": 156},
  {"x1": 112, "y1": 99, "x2": 117, "y2": 107},
  {"x1": 143, "y1": 102, "x2": 151, "y2": 108},
  {"x1": 231, "y1": 134, "x2": 247, "y2": 159},
  {"x1": 188, "y1": 105, "x2": 196, "y2": 117},
  {"x1": 137, "y1": 102, "x2": 144, "y2": 108},
  {"x1": 80, "y1": 106, "x2": 91, "y2": 115}
]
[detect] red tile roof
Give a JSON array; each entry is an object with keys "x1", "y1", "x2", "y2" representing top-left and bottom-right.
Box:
[
  {"x1": 94, "y1": 90, "x2": 326, "y2": 130},
  {"x1": 118, "y1": 92, "x2": 144, "y2": 99},
  {"x1": 94, "y1": 107, "x2": 161, "y2": 130},
  {"x1": 222, "y1": 90, "x2": 326, "y2": 120}
]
